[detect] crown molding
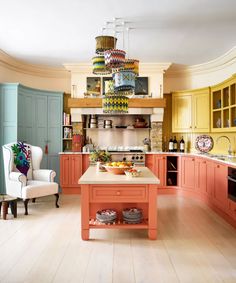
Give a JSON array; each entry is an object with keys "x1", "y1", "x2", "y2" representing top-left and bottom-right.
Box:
[
  {"x1": 63, "y1": 62, "x2": 172, "y2": 74},
  {"x1": 165, "y1": 46, "x2": 236, "y2": 78},
  {"x1": 0, "y1": 49, "x2": 70, "y2": 78}
]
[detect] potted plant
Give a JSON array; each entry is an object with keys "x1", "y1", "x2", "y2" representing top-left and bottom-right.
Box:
[{"x1": 90, "y1": 150, "x2": 111, "y2": 172}]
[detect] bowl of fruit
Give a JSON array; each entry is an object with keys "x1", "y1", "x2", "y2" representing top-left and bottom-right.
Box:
[
  {"x1": 104, "y1": 161, "x2": 134, "y2": 175},
  {"x1": 124, "y1": 168, "x2": 141, "y2": 177}
]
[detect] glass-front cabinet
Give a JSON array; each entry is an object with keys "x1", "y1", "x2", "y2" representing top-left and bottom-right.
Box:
[{"x1": 211, "y1": 74, "x2": 236, "y2": 132}]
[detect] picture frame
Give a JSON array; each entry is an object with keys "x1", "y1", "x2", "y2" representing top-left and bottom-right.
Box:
[
  {"x1": 102, "y1": 77, "x2": 113, "y2": 95},
  {"x1": 135, "y1": 77, "x2": 149, "y2": 96},
  {"x1": 86, "y1": 77, "x2": 101, "y2": 96}
]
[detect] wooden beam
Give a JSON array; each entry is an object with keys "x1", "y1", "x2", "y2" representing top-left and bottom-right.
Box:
[{"x1": 68, "y1": 98, "x2": 166, "y2": 108}]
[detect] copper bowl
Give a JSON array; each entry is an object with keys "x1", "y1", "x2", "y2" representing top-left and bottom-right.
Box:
[{"x1": 103, "y1": 166, "x2": 133, "y2": 175}]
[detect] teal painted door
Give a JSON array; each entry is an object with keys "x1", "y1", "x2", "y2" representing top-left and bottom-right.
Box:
[
  {"x1": 34, "y1": 94, "x2": 48, "y2": 169},
  {"x1": 47, "y1": 95, "x2": 62, "y2": 183},
  {"x1": 0, "y1": 84, "x2": 18, "y2": 193}
]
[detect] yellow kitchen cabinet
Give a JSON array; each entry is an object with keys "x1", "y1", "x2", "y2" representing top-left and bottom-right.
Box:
[
  {"x1": 172, "y1": 87, "x2": 210, "y2": 133},
  {"x1": 211, "y1": 74, "x2": 236, "y2": 132}
]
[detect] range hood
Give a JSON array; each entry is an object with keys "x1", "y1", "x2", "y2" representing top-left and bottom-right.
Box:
[{"x1": 69, "y1": 98, "x2": 165, "y2": 122}]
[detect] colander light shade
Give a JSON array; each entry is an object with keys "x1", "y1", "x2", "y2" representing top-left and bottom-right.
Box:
[
  {"x1": 92, "y1": 55, "x2": 111, "y2": 75},
  {"x1": 104, "y1": 49, "x2": 126, "y2": 69},
  {"x1": 95, "y1": 36, "x2": 117, "y2": 54},
  {"x1": 103, "y1": 95, "x2": 129, "y2": 114}
]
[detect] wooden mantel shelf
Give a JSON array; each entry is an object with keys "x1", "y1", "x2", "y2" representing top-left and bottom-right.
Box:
[{"x1": 68, "y1": 98, "x2": 166, "y2": 108}]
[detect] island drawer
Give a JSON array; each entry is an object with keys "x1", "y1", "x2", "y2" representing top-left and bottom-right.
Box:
[{"x1": 90, "y1": 185, "x2": 148, "y2": 203}]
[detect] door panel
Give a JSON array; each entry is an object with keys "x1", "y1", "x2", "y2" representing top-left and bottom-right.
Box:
[
  {"x1": 193, "y1": 92, "x2": 209, "y2": 132},
  {"x1": 172, "y1": 95, "x2": 192, "y2": 132},
  {"x1": 34, "y1": 95, "x2": 48, "y2": 169},
  {"x1": 71, "y1": 155, "x2": 82, "y2": 186},
  {"x1": 181, "y1": 157, "x2": 195, "y2": 189},
  {"x1": 212, "y1": 163, "x2": 228, "y2": 211}
]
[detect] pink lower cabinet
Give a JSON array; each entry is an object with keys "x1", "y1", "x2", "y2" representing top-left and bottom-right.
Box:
[
  {"x1": 228, "y1": 200, "x2": 236, "y2": 221},
  {"x1": 153, "y1": 155, "x2": 166, "y2": 187},
  {"x1": 60, "y1": 154, "x2": 84, "y2": 194},
  {"x1": 195, "y1": 157, "x2": 207, "y2": 194},
  {"x1": 146, "y1": 154, "x2": 166, "y2": 188},
  {"x1": 181, "y1": 156, "x2": 195, "y2": 190},
  {"x1": 80, "y1": 184, "x2": 157, "y2": 240},
  {"x1": 212, "y1": 162, "x2": 228, "y2": 211}
]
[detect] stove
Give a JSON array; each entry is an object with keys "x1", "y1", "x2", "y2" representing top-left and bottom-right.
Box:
[{"x1": 108, "y1": 151, "x2": 145, "y2": 166}]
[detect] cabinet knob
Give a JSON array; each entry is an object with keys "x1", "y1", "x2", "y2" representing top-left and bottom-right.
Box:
[
  {"x1": 203, "y1": 161, "x2": 206, "y2": 164},
  {"x1": 217, "y1": 165, "x2": 220, "y2": 168},
  {"x1": 163, "y1": 157, "x2": 165, "y2": 160},
  {"x1": 190, "y1": 126, "x2": 192, "y2": 128},
  {"x1": 195, "y1": 126, "x2": 197, "y2": 129},
  {"x1": 116, "y1": 191, "x2": 121, "y2": 196},
  {"x1": 192, "y1": 158, "x2": 195, "y2": 161}
]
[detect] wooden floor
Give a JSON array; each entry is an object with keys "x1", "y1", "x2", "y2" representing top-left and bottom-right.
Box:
[{"x1": 0, "y1": 195, "x2": 236, "y2": 283}]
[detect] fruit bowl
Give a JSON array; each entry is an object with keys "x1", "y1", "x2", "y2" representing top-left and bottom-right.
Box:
[
  {"x1": 103, "y1": 166, "x2": 134, "y2": 175},
  {"x1": 124, "y1": 168, "x2": 141, "y2": 177}
]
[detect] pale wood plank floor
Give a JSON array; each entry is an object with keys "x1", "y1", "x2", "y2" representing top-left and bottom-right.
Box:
[{"x1": 0, "y1": 195, "x2": 235, "y2": 283}]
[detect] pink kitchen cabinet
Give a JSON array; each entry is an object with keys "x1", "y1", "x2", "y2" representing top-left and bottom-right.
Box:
[
  {"x1": 212, "y1": 162, "x2": 228, "y2": 211},
  {"x1": 181, "y1": 156, "x2": 195, "y2": 190},
  {"x1": 153, "y1": 155, "x2": 166, "y2": 187},
  {"x1": 195, "y1": 157, "x2": 207, "y2": 194},
  {"x1": 60, "y1": 154, "x2": 83, "y2": 194}
]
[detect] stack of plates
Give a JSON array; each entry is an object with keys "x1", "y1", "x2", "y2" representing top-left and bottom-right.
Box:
[
  {"x1": 96, "y1": 209, "x2": 117, "y2": 224},
  {"x1": 122, "y1": 207, "x2": 143, "y2": 224}
]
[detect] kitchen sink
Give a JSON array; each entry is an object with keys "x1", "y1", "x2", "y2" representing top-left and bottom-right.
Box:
[{"x1": 208, "y1": 154, "x2": 236, "y2": 163}]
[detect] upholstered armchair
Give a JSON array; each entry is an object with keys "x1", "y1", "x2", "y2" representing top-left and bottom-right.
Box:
[{"x1": 2, "y1": 142, "x2": 59, "y2": 215}]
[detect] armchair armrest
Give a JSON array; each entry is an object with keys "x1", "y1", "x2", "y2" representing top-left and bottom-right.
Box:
[
  {"x1": 33, "y1": 169, "x2": 56, "y2": 182},
  {"x1": 9, "y1": 172, "x2": 27, "y2": 187}
]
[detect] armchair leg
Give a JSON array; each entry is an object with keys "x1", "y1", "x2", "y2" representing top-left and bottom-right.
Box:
[
  {"x1": 24, "y1": 199, "x2": 29, "y2": 215},
  {"x1": 55, "y1": 193, "x2": 59, "y2": 208},
  {"x1": 32, "y1": 198, "x2": 36, "y2": 203}
]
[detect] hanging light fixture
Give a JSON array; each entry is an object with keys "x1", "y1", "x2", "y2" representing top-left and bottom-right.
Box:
[
  {"x1": 92, "y1": 55, "x2": 111, "y2": 75},
  {"x1": 95, "y1": 35, "x2": 117, "y2": 54},
  {"x1": 92, "y1": 19, "x2": 140, "y2": 114},
  {"x1": 102, "y1": 95, "x2": 129, "y2": 114}
]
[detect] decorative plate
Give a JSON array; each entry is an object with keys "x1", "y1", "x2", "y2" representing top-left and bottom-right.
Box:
[{"x1": 195, "y1": 135, "x2": 214, "y2": 153}]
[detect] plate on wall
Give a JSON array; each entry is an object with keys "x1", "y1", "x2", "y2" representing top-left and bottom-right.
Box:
[{"x1": 195, "y1": 135, "x2": 214, "y2": 153}]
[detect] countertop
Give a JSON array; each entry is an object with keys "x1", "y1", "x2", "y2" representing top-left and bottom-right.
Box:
[
  {"x1": 59, "y1": 151, "x2": 236, "y2": 167},
  {"x1": 79, "y1": 166, "x2": 160, "y2": 185}
]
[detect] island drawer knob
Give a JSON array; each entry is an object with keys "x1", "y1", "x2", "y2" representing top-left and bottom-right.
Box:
[{"x1": 116, "y1": 191, "x2": 121, "y2": 196}]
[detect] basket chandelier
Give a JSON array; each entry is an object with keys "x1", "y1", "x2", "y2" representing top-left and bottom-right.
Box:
[{"x1": 92, "y1": 19, "x2": 139, "y2": 114}]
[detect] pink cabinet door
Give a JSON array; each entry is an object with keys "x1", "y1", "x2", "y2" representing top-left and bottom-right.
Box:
[
  {"x1": 195, "y1": 158, "x2": 207, "y2": 194},
  {"x1": 60, "y1": 155, "x2": 70, "y2": 187},
  {"x1": 153, "y1": 155, "x2": 166, "y2": 187},
  {"x1": 181, "y1": 156, "x2": 195, "y2": 189},
  {"x1": 228, "y1": 200, "x2": 236, "y2": 221},
  {"x1": 71, "y1": 155, "x2": 83, "y2": 187},
  {"x1": 82, "y1": 154, "x2": 90, "y2": 173},
  {"x1": 212, "y1": 162, "x2": 228, "y2": 211},
  {"x1": 145, "y1": 154, "x2": 154, "y2": 171}
]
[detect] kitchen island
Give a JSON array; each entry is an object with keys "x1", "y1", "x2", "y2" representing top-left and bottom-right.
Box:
[{"x1": 79, "y1": 167, "x2": 160, "y2": 240}]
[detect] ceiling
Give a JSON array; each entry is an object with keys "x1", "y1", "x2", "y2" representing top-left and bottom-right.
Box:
[{"x1": 0, "y1": 0, "x2": 236, "y2": 67}]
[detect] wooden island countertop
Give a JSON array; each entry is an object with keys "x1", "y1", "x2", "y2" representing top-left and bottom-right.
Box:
[{"x1": 79, "y1": 166, "x2": 160, "y2": 185}]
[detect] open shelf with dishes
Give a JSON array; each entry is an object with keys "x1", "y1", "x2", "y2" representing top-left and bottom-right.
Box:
[{"x1": 211, "y1": 74, "x2": 236, "y2": 132}]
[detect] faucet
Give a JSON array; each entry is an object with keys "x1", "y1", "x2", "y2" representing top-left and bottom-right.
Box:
[{"x1": 216, "y1": 135, "x2": 233, "y2": 156}]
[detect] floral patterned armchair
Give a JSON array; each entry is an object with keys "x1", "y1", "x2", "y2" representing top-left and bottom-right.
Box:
[{"x1": 2, "y1": 142, "x2": 59, "y2": 215}]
